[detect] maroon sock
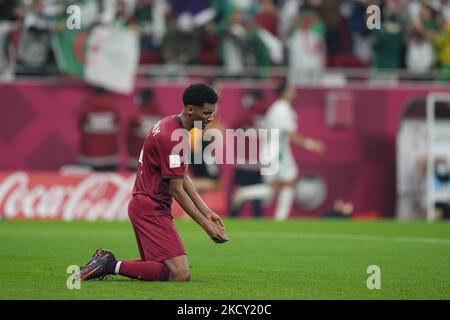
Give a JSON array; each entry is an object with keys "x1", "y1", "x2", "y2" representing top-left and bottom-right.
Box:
[{"x1": 118, "y1": 260, "x2": 170, "y2": 281}]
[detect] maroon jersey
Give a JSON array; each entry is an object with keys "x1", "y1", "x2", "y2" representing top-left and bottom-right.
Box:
[
  {"x1": 125, "y1": 107, "x2": 162, "y2": 167},
  {"x1": 132, "y1": 114, "x2": 188, "y2": 215}
]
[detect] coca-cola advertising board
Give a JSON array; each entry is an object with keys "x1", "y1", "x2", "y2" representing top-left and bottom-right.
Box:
[
  {"x1": 0, "y1": 171, "x2": 228, "y2": 220},
  {"x1": 0, "y1": 171, "x2": 135, "y2": 220}
]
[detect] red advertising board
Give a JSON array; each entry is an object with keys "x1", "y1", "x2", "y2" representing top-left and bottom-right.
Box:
[
  {"x1": 0, "y1": 171, "x2": 228, "y2": 220},
  {"x1": 0, "y1": 171, "x2": 134, "y2": 220}
]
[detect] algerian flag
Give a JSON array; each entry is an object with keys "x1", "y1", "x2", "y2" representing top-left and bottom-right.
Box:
[
  {"x1": 52, "y1": 28, "x2": 88, "y2": 76},
  {"x1": 51, "y1": 0, "x2": 97, "y2": 76},
  {"x1": 84, "y1": 25, "x2": 139, "y2": 94}
]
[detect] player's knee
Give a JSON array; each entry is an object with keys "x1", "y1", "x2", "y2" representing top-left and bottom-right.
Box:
[
  {"x1": 180, "y1": 270, "x2": 191, "y2": 282},
  {"x1": 170, "y1": 267, "x2": 191, "y2": 282}
]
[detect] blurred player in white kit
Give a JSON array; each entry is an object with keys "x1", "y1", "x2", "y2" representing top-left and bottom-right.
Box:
[{"x1": 232, "y1": 80, "x2": 325, "y2": 221}]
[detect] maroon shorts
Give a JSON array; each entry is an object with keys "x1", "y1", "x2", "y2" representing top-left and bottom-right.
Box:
[{"x1": 128, "y1": 196, "x2": 186, "y2": 262}]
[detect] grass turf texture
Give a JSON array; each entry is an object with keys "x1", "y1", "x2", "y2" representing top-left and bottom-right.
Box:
[{"x1": 1, "y1": 219, "x2": 450, "y2": 300}]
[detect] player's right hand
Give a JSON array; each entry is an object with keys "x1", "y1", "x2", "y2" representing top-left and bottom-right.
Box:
[
  {"x1": 204, "y1": 221, "x2": 229, "y2": 243},
  {"x1": 306, "y1": 139, "x2": 325, "y2": 154}
]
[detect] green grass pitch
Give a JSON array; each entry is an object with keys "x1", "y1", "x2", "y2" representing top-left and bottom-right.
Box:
[{"x1": 1, "y1": 218, "x2": 450, "y2": 300}]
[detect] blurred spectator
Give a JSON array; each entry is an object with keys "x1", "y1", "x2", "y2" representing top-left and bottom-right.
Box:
[
  {"x1": 433, "y1": 19, "x2": 450, "y2": 80},
  {"x1": 220, "y1": 0, "x2": 283, "y2": 76},
  {"x1": 278, "y1": 0, "x2": 302, "y2": 40},
  {"x1": 134, "y1": 0, "x2": 169, "y2": 64},
  {"x1": 77, "y1": 87, "x2": 120, "y2": 171},
  {"x1": 117, "y1": 0, "x2": 137, "y2": 26},
  {"x1": 15, "y1": 0, "x2": 57, "y2": 74},
  {"x1": 440, "y1": 0, "x2": 450, "y2": 21},
  {"x1": 164, "y1": 0, "x2": 218, "y2": 65},
  {"x1": 0, "y1": 0, "x2": 21, "y2": 77},
  {"x1": 221, "y1": 9, "x2": 249, "y2": 75},
  {"x1": 415, "y1": 155, "x2": 450, "y2": 219},
  {"x1": 321, "y1": 0, "x2": 351, "y2": 67},
  {"x1": 405, "y1": 0, "x2": 423, "y2": 22},
  {"x1": 229, "y1": 89, "x2": 269, "y2": 218},
  {"x1": 242, "y1": 20, "x2": 273, "y2": 71},
  {"x1": 372, "y1": 0, "x2": 405, "y2": 69},
  {"x1": 3, "y1": 0, "x2": 450, "y2": 81},
  {"x1": 254, "y1": 0, "x2": 278, "y2": 35},
  {"x1": 228, "y1": 0, "x2": 258, "y2": 14},
  {"x1": 253, "y1": 1, "x2": 283, "y2": 69},
  {"x1": 434, "y1": 157, "x2": 450, "y2": 219},
  {"x1": 199, "y1": 21, "x2": 221, "y2": 65},
  {"x1": 126, "y1": 88, "x2": 162, "y2": 171},
  {"x1": 0, "y1": 0, "x2": 20, "y2": 21},
  {"x1": 79, "y1": 0, "x2": 101, "y2": 27},
  {"x1": 161, "y1": 12, "x2": 202, "y2": 64},
  {"x1": 287, "y1": 4, "x2": 326, "y2": 84},
  {"x1": 209, "y1": 0, "x2": 235, "y2": 35},
  {"x1": 405, "y1": 3, "x2": 438, "y2": 74},
  {"x1": 348, "y1": 0, "x2": 374, "y2": 67},
  {"x1": 100, "y1": 0, "x2": 136, "y2": 26},
  {"x1": 168, "y1": 0, "x2": 210, "y2": 15},
  {"x1": 424, "y1": 0, "x2": 450, "y2": 21}
]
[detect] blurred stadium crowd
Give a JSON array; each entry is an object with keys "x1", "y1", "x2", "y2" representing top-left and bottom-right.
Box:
[{"x1": 1, "y1": 0, "x2": 450, "y2": 81}]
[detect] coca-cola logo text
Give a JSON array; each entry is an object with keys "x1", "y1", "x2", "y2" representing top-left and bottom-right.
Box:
[{"x1": 0, "y1": 172, "x2": 135, "y2": 220}]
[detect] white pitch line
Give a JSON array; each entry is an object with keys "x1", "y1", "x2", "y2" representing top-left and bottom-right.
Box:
[{"x1": 232, "y1": 231, "x2": 450, "y2": 245}]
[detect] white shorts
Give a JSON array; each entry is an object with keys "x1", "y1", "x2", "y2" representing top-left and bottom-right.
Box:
[{"x1": 262, "y1": 148, "x2": 298, "y2": 183}]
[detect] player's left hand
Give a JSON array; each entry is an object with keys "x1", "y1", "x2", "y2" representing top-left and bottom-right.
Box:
[{"x1": 207, "y1": 211, "x2": 225, "y2": 230}]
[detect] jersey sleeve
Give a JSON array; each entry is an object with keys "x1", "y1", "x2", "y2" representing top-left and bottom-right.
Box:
[{"x1": 157, "y1": 129, "x2": 188, "y2": 180}]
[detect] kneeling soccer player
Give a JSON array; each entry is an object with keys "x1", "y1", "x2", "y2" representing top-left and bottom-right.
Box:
[{"x1": 78, "y1": 83, "x2": 229, "y2": 282}]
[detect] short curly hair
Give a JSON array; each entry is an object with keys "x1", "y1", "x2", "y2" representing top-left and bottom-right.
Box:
[{"x1": 182, "y1": 83, "x2": 218, "y2": 107}]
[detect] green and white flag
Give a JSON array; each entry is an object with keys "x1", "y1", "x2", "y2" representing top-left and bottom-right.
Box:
[
  {"x1": 52, "y1": 29, "x2": 88, "y2": 76},
  {"x1": 84, "y1": 26, "x2": 139, "y2": 94}
]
